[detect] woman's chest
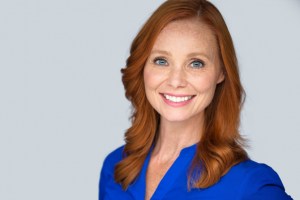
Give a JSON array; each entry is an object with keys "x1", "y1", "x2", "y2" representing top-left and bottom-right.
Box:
[
  {"x1": 145, "y1": 160, "x2": 175, "y2": 200},
  {"x1": 103, "y1": 153, "x2": 244, "y2": 200}
]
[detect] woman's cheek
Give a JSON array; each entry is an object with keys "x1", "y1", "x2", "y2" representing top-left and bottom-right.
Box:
[
  {"x1": 144, "y1": 67, "x2": 168, "y2": 88},
  {"x1": 189, "y1": 74, "x2": 214, "y2": 93}
]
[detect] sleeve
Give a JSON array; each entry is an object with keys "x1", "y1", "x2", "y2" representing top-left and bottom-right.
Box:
[
  {"x1": 99, "y1": 156, "x2": 109, "y2": 200},
  {"x1": 98, "y1": 145, "x2": 125, "y2": 200},
  {"x1": 237, "y1": 164, "x2": 293, "y2": 200}
]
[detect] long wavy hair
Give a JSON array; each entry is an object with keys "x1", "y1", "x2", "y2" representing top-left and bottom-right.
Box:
[{"x1": 115, "y1": 0, "x2": 249, "y2": 190}]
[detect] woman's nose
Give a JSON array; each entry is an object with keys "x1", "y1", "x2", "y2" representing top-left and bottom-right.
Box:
[{"x1": 166, "y1": 66, "x2": 187, "y2": 88}]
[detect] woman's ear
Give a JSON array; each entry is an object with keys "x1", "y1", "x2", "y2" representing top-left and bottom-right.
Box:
[{"x1": 217, "y1": 69, "x2": 225, "y2": 84}]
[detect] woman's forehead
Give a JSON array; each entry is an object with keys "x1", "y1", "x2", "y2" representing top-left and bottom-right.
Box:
[{"x1": 152, "y1": 19, "x2": 218, "y2": 59}]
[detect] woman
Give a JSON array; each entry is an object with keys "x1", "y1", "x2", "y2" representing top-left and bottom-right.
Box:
[{"x1": 99, "y1": 0, "x2": 293, "y2": 199}]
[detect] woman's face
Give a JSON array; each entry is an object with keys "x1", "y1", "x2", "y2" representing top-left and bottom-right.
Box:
[{"x1": 143, "y1": 18, "x2": 224, "y2": 123}]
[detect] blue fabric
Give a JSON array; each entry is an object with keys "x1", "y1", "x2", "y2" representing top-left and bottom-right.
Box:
[{"x1": 99, "y1": 143, "x2": 293, "y2": 200}]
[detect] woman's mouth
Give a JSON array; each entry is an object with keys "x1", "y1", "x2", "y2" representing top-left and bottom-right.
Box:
[{"x1": 162, "y1": 94, "x2": 195, "y2": 103}]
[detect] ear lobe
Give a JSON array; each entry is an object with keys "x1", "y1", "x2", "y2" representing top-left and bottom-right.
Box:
[{"x1": 217, "y1": 71, "x2": 225, "y2": 84}]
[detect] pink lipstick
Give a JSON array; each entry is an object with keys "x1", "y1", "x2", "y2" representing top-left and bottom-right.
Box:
[{"x1": 160, "y1": 93, "x2": 195, "y2": 107}]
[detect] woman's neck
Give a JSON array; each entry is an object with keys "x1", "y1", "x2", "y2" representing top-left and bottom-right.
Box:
[{"x1": 151, "y1": 113, "x2": 203, "y2": 163}]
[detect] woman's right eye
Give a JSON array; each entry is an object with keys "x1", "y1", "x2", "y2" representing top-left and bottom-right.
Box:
[{"x1": 154, "y1": 58, "x2": 168, "y2": 66}]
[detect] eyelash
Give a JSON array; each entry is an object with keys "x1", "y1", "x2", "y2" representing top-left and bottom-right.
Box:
[{"x1": 153, "y1": 58, "x2": 205, "y2": 69}]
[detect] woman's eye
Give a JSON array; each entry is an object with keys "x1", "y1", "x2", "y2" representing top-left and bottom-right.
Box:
[
  {"x1": 154, "y1": 59, "x2": 168, "y2": 66},
  {"x1": 191, "y1": 60, "x2": 204, "y2": 68}
]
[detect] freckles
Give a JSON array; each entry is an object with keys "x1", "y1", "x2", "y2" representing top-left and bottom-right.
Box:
[
  {"x1": 144, "y1": 67, "x2": 166, "y2": 88},
  {"x1": 188, "y1": 73, "x2": 212, "y2": 92}
]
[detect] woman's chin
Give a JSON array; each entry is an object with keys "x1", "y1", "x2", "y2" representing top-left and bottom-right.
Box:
[{"x1": 161, "y1": 114, "x2": 191, "y2": 123}]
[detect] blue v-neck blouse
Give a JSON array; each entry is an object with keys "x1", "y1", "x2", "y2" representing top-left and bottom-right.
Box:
[{"x1": 99, "y1": 143, "x2": 293, "y2": 200}]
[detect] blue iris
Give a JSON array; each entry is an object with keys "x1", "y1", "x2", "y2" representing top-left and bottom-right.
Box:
[
  {"x1": 155, "y1": 59, "x2": 167, "y2": 66},
  {"x1": 191, "y1": 61, "x2": 203, "y2": 68}
]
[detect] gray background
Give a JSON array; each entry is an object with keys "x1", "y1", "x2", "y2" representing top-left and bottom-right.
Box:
[{"x1": 0, "y1": 0, "x2": 299, "y2": 199}]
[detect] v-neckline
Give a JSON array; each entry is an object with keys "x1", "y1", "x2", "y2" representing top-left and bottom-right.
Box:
[{"x1": 127, "y1": 143, "x2": 198, "y2": 200}]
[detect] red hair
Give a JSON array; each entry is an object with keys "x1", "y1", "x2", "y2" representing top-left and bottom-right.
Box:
[{"x1": 115, "y1": 0, "x2": 248, "y2": 190}]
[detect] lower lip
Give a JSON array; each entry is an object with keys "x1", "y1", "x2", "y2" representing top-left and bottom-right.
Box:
[{"x1": 160, "y1": 94, "x2": 195, "y2": 107}]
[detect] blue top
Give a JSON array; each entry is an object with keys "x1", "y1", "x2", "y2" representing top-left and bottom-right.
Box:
[{"x1": 99, "y1": 143, "x2": 293, "y2": 200}]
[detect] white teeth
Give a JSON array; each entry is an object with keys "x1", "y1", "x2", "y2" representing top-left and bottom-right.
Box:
[{"x1": 163, "y1": 94, "x2": 194, "y2": 103}]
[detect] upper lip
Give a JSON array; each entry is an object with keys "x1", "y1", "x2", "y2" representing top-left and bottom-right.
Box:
[{"x1": 161, "y1": 93, "x2": 195, "y2": 97}]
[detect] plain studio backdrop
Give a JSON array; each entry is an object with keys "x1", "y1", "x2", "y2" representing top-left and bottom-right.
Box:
[{"x1": 0, "y1": 0, "x2": 299, "y2": 199}]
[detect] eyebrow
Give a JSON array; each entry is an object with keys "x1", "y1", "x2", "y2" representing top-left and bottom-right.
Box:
[
  {"x1": 150, "y1": 50, "x2": 171, "y2": 56},
  {"x1": 149, "y1": 50, "x2": 210, "y2": 60}
]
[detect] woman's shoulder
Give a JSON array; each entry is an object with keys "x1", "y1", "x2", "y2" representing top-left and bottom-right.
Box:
[
  {"x1": 230, "y1": 159, "x2": 284, "y2": 185},
  {"x1": 230, "y1": 159, "x2": 279, "y2": 176},
  {"x1": 101, "y1": 145, "x2": 125, "y2": 173},
  {"x1": 99, "y1": 145, "x2": 126, "y2": 200},
  {"x1": 225, "y1": 159, "x2": 293, "y2": 199}
]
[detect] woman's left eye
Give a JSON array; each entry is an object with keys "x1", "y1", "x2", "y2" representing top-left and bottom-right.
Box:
[{"x1": 191, "y1": 60, "x2": 204, "y2": 68}]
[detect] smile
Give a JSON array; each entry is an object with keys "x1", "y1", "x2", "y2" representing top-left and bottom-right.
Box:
[{"x1": 162, "y1": 94, "x2": 195, "y2": 103}]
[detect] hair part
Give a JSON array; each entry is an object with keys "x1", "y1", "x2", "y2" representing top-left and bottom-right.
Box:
[{"x1": 115, "y1": 0, "x2": 249, "y2": 191}]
